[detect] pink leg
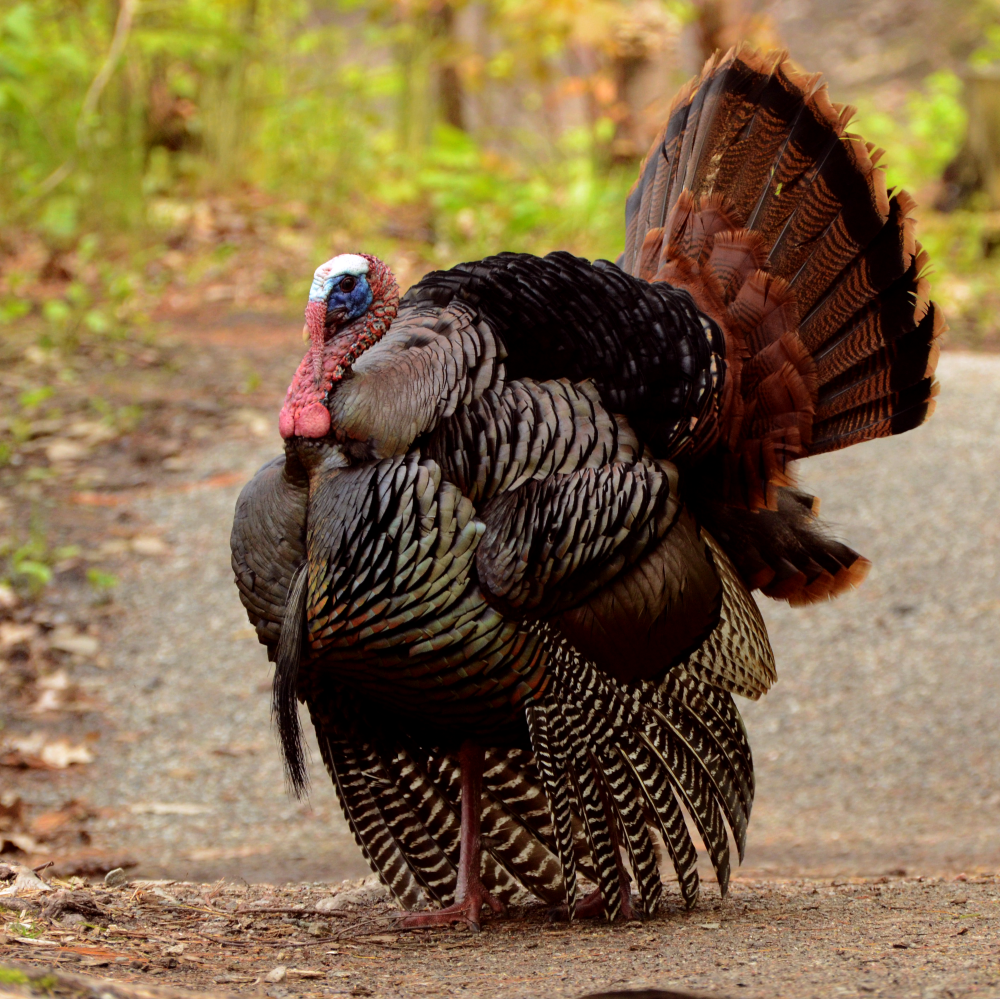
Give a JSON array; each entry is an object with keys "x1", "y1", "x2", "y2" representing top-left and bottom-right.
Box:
[{"x1": 398, "y1": 741, "x2": 505, "y2": 932}]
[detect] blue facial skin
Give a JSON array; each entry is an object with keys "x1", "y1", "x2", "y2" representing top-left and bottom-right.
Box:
[{"x1": 322, "y1": 274, "x2": 373, "y2": 327}]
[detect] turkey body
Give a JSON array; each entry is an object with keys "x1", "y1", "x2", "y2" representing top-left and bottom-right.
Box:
[{"x1": 232, "y1": 46, "x2": 943, "y2": 923}]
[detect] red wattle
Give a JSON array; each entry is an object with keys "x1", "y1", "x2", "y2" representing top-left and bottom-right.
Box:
[
  {"x1": 278, "y1": 406, "x2": 296, "y2": 439},
  {"x1": 295, "y1": 402, "x2": 332, "y2": 438}
]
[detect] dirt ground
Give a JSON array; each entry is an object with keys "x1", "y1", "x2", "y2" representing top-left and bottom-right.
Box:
[{"x1": 2, "y1": 870, "x2": 999, "y2": 999}]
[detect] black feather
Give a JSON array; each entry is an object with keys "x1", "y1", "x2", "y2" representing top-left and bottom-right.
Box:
[{"x1": 273, "y1": 563, "x2": 309, "y2": 796}]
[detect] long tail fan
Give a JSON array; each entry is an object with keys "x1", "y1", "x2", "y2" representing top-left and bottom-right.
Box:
[{"x1": 624, "y1": 44, "x2": 943, "y2": 519}]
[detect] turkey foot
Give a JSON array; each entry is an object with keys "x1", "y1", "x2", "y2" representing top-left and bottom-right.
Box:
[
  {"x1": 548, "y1": 885, "x2": 639, "y2": 922},
  {"x1": 398, "y1": 740, "x2": 505, "y2": 932}
]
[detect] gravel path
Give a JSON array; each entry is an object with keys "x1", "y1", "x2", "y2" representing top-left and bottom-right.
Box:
[{"x1": 16, "y1": 351, "x2": 997, "y2": 886}]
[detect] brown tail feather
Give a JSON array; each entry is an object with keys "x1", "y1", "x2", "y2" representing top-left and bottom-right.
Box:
[
  {"x1": 625, "y1": 44, "x2": 944, "y2": 517},
  {"x1": 698, "y1": 487, "x2": 871, "y2": 606}
]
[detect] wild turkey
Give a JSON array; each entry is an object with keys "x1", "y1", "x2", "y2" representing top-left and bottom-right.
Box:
[{"x1": 232, "y1": 46, "x2": 943, "y2": 929}]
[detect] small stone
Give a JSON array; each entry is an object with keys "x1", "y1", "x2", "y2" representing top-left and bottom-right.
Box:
[
  {"x1": 265, "y1": 966, "x2": 287, "y2": 983},
  {"x1": 104, "y1": 868, "x2": 128, "y2": 888},
  {"x1": 319, "y1": 874, "x2": 389, "y2": 910},
  {"x1": 306, "y1": 920, "x2": 328, "y2": 936}
]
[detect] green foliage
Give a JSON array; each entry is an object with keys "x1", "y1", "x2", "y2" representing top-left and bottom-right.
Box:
[
  {"x1": 0, "y1": 968, "x2": 30, "y2": 985},
  {"x1": 1, "y1": 0, "x2": 998, "y2": 351},
  {"x1": 87, "y1": 567, "x2": 119, "y2": 592},
  {"x1": 8, "y1": 920, "x2": 43, "y2": 939},
  {"x1": 852, "y1": 71, "x2": 967, "y2": 195},
  {"x1": 0, "y1": 0, "x2": 653, "y2": 269},
  {"x1": 376, "y1": 122, "x2": 633, "y2": 261},
  {"x1": 0, "y1": 515, "x2": 70, "y2": 596}
]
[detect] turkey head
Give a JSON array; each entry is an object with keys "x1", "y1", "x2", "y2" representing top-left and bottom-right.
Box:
[{"x1": 278, "y1": 253, "x2": 399, "y2": 440}]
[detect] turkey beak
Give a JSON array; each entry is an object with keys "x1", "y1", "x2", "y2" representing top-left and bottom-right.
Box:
[{"x1": 324, "y1": 305, "x2": 348, "y2": 331}]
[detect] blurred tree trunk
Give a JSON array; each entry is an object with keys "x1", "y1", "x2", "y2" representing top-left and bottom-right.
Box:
[
  {"x1": 937, "y1": 69, "x2": 1000, "y2": 211},
  {"x1": 691, "y1": 0, "x2": 744, "y2": 64},
  {"x1": 431, "y1": 1, "x2": 465, "y2": 131}
]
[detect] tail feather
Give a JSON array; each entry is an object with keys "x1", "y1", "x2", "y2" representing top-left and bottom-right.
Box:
[
  {"x1": 627, "y1": 738, "x2": 700, "y2": 908},
  {"x1": 312, "y1": 627, "x2": 755, "y2": 919},
  {"x1": 625, "y1": 44, "x2": 943, "y2": 518},
  {"x1": 698, "y1": 487, "x2": 872, "y2": 605},
  {"x1": 417, "y1": 747, "x2": 567, "y2": 905},
  {"x1": 656, "y1": 669, "x2": 754, "y2": 820},
  {"x1": 525, "y1": 701, "x2": 579, "y2": 916},
  {"x1": 539, "y1": 624, "x2": 744, "y2": 899},
  {"x1": 603, "y1": 745, "x2": 663, "y2": 916},
  {"x1": 570, "y1": 752, "x2": 626, "y2": 921},
  {"x1": 309, "y1": 700, "x2": 430, "y2": 910}
]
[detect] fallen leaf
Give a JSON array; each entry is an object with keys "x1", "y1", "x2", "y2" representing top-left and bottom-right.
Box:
[
  {"x1": 129, "y1": 802, "x2": 211, "y2": 815},
  {"x1": 48, "y1": 628, "x2": 100, "y2": 657},
  {"x1": 0, "y1": 832, "x2": 41, "y2": 853},
  {"x1": 46, "y1": 440, "x2": 90, "y2": 463},
  {"x1": 65, "y1": 421, "x2": 117, "y2": 444},
  {"x1": 1, "y1": 733, "x2": 94, "y2": 768},
  {"x1": 0, "y1": 622, "x2": 38, "y2": 649},
  {"x1": 38, "y1": 669, "x2": 72, "y2": 691},
  {"x1": 0, "y1": 864, "x2": 55, "y2": 895},
  {"x1": 0, "y1": 933, "x2": 59, "y2": 946},
  {"x1": 0, "y1": 584, "x2": 18, "y2": 610},
  {"x1": 131, "y1": 536, "x2": 169, "y2": 556}
]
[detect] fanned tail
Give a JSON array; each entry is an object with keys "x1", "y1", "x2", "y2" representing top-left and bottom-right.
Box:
[{"x1": 623, "y1": 44, "x2": 943, "y2": 518}]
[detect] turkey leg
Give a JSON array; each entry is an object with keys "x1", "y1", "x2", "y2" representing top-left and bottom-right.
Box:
[{"x1": 398, "y1": 740, "x2": 505, "y2": 932}]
